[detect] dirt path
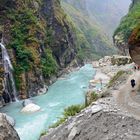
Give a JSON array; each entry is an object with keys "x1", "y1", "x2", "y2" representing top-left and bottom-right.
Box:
[{"x1": 115, "y1": 71, "x2": 140, "y2": 120}]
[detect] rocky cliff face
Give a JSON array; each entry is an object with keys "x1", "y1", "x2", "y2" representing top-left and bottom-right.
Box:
[
  {"x1": 0, "y1": 0, "x2": 77, "y2": 104},
  {"x1": 41, "y1": 101, "x2": 140, "y2": 140},
  {"x1": 0, "y1": 113, "x2": 20, "y2": 140},
  {"x1": 113, "y1": 0, "x2": 140, "y2": 55}
]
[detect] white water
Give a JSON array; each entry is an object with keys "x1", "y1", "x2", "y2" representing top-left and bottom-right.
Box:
[
  {"x1": 0, "y1": 43, "x2": 18, "y2": 101},
  {"x1": 0, "y1": 64, "x2": 95, "y2": 140}
]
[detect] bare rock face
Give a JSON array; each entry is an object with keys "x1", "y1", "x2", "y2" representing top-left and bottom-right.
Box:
[
  {"x1": 22, "y1": 99, "x2": 33, "y2": 107},
  {"x1": 40, "y1": 106, "x2": 140, "y2": 140},
  {"x1": 0, "y1": 113, "x2": 20, "y2": 140}
]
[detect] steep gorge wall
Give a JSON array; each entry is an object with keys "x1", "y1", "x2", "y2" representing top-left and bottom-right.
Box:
[
  {"x1": 86, "y1": 0, "x2": 131, "y2": 36},
  {"x1": 113, "y1": 0, "x2": 140, "y2": 55},
  {"x1": 0, "y1": 0, "x2": 77, "y2": 103},
  {"x1": 62, "y1": 0, "x2": 115, "y2": 60}
]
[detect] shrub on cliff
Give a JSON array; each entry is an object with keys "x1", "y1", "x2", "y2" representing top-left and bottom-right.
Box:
[
  {"x1": 41, "y1": 48, "x2": 58, "y2": 78},
  {"x1": 114, "y1": 0, "x2": 140, "y2": 43},
  {"x1": 85, "y1": 91, "x2": 98, "y2": 106},
  {"x1": 108, "y1": 70, "x2": 126, "y2": 88},
  {"x1": 63, "y1": 104, "x2": 85, "y2": 117},
  {"x1": 49, "y1": 104, "x2": 85, "y2": 129}
]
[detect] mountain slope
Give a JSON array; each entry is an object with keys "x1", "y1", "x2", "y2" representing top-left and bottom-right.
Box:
[
  {"x1": 114, "y1": 0, "x2": 140, "y2": 54},
  {"x1": 62, "y1": 0, "x2": 131, "y2": 60},
  {"x1": 86, "y1": 0, "x2": 131, "y2": 36},
  {"x1": 62, "y1": 0, "x2": 115, "y2": 60}
]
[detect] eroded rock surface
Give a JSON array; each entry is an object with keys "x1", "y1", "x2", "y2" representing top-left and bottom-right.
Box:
[
  {"x1": 0, "y1": 113, "x2": 20, "y2": 140},
  {"x1": 41, "y1": 106, "x2": 140, "y2": 140}
]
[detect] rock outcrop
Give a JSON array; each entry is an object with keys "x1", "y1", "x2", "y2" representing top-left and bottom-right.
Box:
[
  {"x1": 22, "y1": 99, "x2": 33, "y2": 107},
  {"x1": 40, "y1": 103, "x2": 140, "y2": 140},
  {"x1": 113, "y1": 0, "x2": 140, "y2": 55},
  {"x1": 111, "y1": 55, "x2": 132, "y2": 66},
  {"x1": 0, "y1": 113, "x2": 20, "y2": 140},
  {"x1": 0, "y1": 47, "x2": 5, "y2": 107},
  {"x1": 97, "y1": 55, "x2": 132, "y2": 66}
]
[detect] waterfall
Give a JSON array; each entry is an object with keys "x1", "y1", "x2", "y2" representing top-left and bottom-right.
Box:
[{"x1": 0, "y1": 42, "x2": 18, "y2": 102}]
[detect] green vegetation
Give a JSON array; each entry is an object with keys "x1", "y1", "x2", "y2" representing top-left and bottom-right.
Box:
[
  {"x1": 41, "y1": 49, "x2": 58, "y2": 78},
  {"x1": 40, "y1": 130, "x2": 48, "y2": 137},
  {"x1": 40, "y1": 104, "x2": 83, "y2": 136},
  {"x1": 49, "y1": 104, "x2": 85, "y2": 129},
  {"x1": 63, "y1": 104, "x2": 85, "y2": 117},
  {"x1": 108, "y1": 70, "x2": 126, "y2": 88},
  {"x1": 114, "y1": 0, "x2": 140, "y2": 43},
  {"x1": 0, "y1": 0, "x2": 66, "y2": 94},
  {"x1": 48, "y1": 91, "x2": 100, "y2": 130},
  {"x1": 41, "y1": 91, "x2": 101, "y2": 137},
  {"x1": 85, "y1": 91, "x2": 98, "y2": 106},
  {"x1": 49, "y1": 117, "x2": 67, "y2": 129},
  {"x1": 45, "y1": 91, "x2": 100, "y2": 131},
  {"x1": 1, "y1": 1, "x2": 46, "y2": 92},
  {"x1": 9, "y1": 8, "x2": 39, "y2": 72}
]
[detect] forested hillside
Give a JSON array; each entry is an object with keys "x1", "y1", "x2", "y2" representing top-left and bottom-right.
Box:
[
  {"x1": 62, "y1": 0, "x2": 131, "y2": 59},
  {"x1": 114, "y1": 0, "x2": 140, "y2": 54}
]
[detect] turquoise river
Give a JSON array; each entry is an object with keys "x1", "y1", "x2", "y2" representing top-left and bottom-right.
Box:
[{"x1": 0, "y1": 64, "x2": 95, "y2": 140}]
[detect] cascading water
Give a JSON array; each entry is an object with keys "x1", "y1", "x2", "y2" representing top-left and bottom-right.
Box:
[{"x1": 0, "y1": 42, "x2": 18, "y2": 102}]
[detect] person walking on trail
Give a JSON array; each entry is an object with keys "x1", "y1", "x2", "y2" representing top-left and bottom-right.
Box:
[
  {"x1": 131, "y1": 79, "x2": 136, "y2": 90},
  {"x1": 134, "y1": 65, "x2": 137, "y2": 71}
]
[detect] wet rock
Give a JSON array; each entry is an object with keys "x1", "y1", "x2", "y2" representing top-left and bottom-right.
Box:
[
  {"x1": 3, "y1": 113, "x2": 15, "y2": 126},
  {"x1": 21, "y1": 103, "x2": 41, "y2": 113},
  {"x1": 0, "y1": 113, "x2": 20, "y2": 140},
  {"x1": 37, "y1": 85, "x2": 48, "y2": 95},
  {"x1": 0, "y1": 95, "x2": 5, "y2": 107},
  {"x1": 22, "y1": 99, "x2": 33, "y2": 107}
]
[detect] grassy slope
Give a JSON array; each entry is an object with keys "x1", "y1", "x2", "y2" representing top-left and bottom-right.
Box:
[
  {"x1": 62, "y1": 1, "x2": 115, "y2": 61},
  {"x1": 114, "y1": 0, "x2": 140, "y2": 43}
]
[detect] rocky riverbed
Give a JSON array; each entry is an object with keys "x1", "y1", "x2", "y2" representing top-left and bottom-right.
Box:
[{"x1": 41, "y1": 55, "x2": 140, "y2": 140}]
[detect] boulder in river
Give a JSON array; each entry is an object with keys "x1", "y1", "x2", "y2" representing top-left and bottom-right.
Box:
[
  {"x1": 22, "y1": 99, "x2": 33, "y2": 107},
  {"x1": 21, "y1": 103, "x2": 41, "y2": 113},
  {"x1": 0, "y1": 113, "x2": 20, "y2": 140}
]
